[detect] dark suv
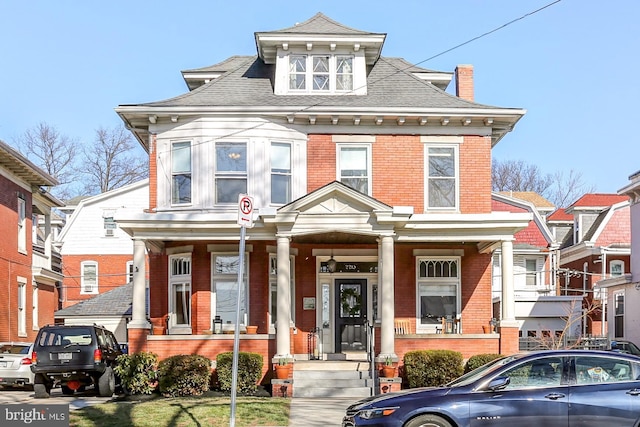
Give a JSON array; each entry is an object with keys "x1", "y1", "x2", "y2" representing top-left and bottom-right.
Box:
[{"x1": 31, "y1": 324, "x2": 124, "y2": 398}]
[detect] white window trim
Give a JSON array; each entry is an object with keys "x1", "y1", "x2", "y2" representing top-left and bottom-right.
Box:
[
  {"x1": 268, "y1": 254, "x2": 295, "y2": 333},
  {"x1": 336, "y1": 143, "x2": 372, "y2": 196},
  {"x1": 210, "y1": 252, "x2": 249, "y2": 328},
  {"x1": 415, "y1": 256, "x2": 461, "y2": 334},
  {"x1": 270, "y1": 141, "x2": 293, "y2": 205},
  {"x1": 80, "y1": 261, "x2": 98, "y2": 294},
  {"x1": 126, "y1": 260, "x2": 134, "y2": 283},
  {"x1": 17, "y1": 196, "x2": 27, "y2": 253},
  {"x1": 32, "y1": 284, "x2": 38, "y2": 330},
  {"x1": 214, "y1": 141, "x2": 248, "y2": 205},
  {"x1": 610, "y1": 260, "x2": 624, "y2": 277},
  {"x1": 168, "y1": 253, "x2": 192, "y2": 332},
  {"x1": 422, "y1": 137, "x2": 462, "y2": 212},
  {"x1": 17, "y1": 277, "x2": 27, "y2": 337},
  {"x1": 613, "y1": 290, "x2": 624, "y2": 338},
  {"x1": 287, "y1": 53, "x2": 354, "y2": 94},
  {"x1": 171, "y1": 140, "x2": 192, "y2": 207}
]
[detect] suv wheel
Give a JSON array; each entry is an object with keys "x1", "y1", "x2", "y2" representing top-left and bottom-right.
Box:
[
  {"x1": 33, "y1": 374, "x2": 52, "y2": 399},
  {"x1": 98, "y1": 366, "x2": 115, "y2": 397}
]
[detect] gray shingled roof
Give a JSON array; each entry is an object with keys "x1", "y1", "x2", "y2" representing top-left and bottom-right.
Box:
[
  {"x1": 55, "y1": 282, "x2": 139, "y2": 317},
  {"x1": 263, "y1": 12, "x2": 379, "y2": 36},
  {"x1": 135, "y1": 55, "x2": 499, "y2": 110}
]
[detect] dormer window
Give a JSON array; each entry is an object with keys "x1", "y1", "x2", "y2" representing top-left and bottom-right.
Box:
[{"x1": 288, "y1": 54, "x2": 353, "y2": 93}]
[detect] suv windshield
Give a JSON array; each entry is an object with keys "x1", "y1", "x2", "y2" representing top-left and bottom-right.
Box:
[{"x1": 36, "y1": 327, "x2": 93, "y2": 347}]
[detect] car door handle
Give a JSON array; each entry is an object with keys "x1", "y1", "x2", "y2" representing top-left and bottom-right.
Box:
[
  {"x1": 626, "y1": 389, "x2": 640, "y2": 396},
  {"x1": 545, "y1": 393, "x2": 565, "y2": 400}
]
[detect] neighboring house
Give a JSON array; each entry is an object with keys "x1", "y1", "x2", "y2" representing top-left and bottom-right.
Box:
[
  {"x1": 0, "y1": 140, "x2": 63, "y2": 342},
  {"x1": 599, "y1": 171, "x2": 640, "y2": 345},
  {"x1": 54, "y1": 282, "x2": 139, "y2": 344},
  {"x1": 558, "y1": 193, "x2": 631, "y2": 336},
  {"x1": 56, "y1": 179, "x2": 149, "y2": 308},
  {"x1": 114, "y1": 13, "x2": 531, "y2": 380},
  {"x1": 492, "y1": 192, "x2": 582, "y2": 344},
  {"x1": 547, "y1": 208, "x2": 573, "y2": 247}
]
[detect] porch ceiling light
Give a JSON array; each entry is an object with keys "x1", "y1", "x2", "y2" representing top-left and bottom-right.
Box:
[{"x1": 327, "y1": 256, "x2": 337, "y2": 273}]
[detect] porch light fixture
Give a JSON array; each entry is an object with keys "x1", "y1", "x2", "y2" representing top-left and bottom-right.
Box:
[{"x1": 327, "y1": 256, "x2": 337, "y2": 273}]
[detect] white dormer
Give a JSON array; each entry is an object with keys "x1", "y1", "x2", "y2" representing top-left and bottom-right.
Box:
[{"x1": 255, "y1": 13, "x2": 385, "y2": 96}]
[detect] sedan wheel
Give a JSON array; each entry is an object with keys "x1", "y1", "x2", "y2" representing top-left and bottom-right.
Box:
[{"x1": 405, "y1": 414, "x2": 453, "y2": 427}]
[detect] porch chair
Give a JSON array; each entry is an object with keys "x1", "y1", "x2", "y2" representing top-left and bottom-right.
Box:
[{"x1": 394, "y1": 320, "x2": 411, "y2": 335}]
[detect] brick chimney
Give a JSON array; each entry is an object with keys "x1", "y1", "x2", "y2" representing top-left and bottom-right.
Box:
[{"x1": 455, "y1": 64, "x2": 474, "y2": 102}]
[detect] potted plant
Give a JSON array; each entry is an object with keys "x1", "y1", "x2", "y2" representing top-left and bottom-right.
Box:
[
  {"x1": 274, "y1": 358, "x2": 291, "y2": 379},
  {"x1": 246, "y1": 325, "x2": 258, "y2": 334},
  {"x1": 381, "y1": 356, "x2": 396, "y2": 378}
]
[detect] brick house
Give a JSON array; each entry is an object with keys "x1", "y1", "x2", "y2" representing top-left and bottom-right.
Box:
[
  {"x1": 0, "y1": 140, "x2": 63, "y2": 342},
  {"x1": 114, "y1": 13, "x2": 530, "y2": 385},
  {"x1": 598, "y1": 173, "x2": 640, "y2": 344},
  {"x1": 558, "y1": 193, "x2": 631, "y2": 336}
]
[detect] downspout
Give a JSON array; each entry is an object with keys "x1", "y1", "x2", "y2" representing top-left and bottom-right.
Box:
[
  {"x1": 601, "y1": 248, "x2": 608, "y2": 336},
  {"x1": 583, "y1": 262, "x2": 588, "y2": 336}
]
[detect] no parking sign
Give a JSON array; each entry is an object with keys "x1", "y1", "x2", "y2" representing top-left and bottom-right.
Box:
[{"x1": 237, "y1": 194, "x2": 254, "y2": 228}]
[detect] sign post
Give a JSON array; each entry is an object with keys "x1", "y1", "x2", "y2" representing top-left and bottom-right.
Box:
[{"x1": 230, "y1": 194, "x2": 254, "y2": 427}]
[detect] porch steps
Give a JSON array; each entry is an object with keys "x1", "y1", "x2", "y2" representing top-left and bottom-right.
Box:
[{"x1": 292, "y1": 360, "x2": 374, "y2": 398}]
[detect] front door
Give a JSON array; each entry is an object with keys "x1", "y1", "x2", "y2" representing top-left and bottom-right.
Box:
[{"x1": 335, "y1": 279, "x2": 367, "y2": 352}]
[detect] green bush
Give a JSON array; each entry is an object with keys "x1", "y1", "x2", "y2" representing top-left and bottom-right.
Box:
[
  {"x1": 215, "y1": 352, "x2": 263, "y2": 395},
  {"x1": 403, "y1": 350, "x2": 464, "y2": 388},
  {"x1": 157, "y1": 354, "x2": 212, "y2": 397},
  {"x1": 464, "y1": 353, "x2": 503, "y2": 373},
  {"x1": 114, "y1": 351, "x2": 159, "y2": 395}
]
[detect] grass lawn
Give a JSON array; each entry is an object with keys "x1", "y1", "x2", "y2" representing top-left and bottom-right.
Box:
[{"x1": 69, "y1": 395, "x2": 291, "y2": 427}]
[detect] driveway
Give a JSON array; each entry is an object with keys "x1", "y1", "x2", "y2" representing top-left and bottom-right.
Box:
[{"x1": 0, "y1": 386, "x2": 114, "y2": 410}]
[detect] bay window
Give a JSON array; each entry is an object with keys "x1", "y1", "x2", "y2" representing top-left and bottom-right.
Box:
[
  {"x1": 271, "y1": 142, "x2": 292, "y2": 204},
  {"x1": 215, "y1": 142, "x2": 247, "y2": 204},
  {"x1": 171, "y1": 141, "x2": 192, "y2": 205}
]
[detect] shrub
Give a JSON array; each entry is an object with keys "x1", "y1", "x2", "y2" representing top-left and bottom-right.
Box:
[
  {"x1": 464, "y1": 353, "x2": 503, "y2": 373},
  {"x1": 157, "y1": 354, "x2": 211, "y2": 397},
  {"x1": 403, "y1": 350, "x2": 463, "y2": 388},
  {"x1": 114, "y1": 351, "x2": 159, "y2": 395},
  {"x1": 216, "y1": 352, "x2": 263, "y2": 394}
]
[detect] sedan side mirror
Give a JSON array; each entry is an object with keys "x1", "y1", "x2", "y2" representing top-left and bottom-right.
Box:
[{"x1": 487, "y1": 376, "x2": 510, "y2": 391}]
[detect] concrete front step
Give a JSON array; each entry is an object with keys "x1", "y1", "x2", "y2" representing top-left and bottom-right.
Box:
[{"x1": 292, "y1": 360, "x2": 375, "y2": 398}]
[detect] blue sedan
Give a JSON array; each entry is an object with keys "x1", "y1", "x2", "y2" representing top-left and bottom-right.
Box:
[{"x1": 343, "y1": 350, "x2": 640, "y2": 427}]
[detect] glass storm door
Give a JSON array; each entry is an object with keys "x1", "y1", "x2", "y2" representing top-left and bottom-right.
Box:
[{"x1": 335, "y1": 279, "x2": 367, "y2": 352}]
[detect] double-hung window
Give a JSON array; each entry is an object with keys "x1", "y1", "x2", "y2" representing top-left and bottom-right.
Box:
[
  {"x1": 610, "y1": 260, "x2": 624, "y2": 277},
  {"x1": 169, "y1": 254, "x2": 191, "y2": 328},
  {"x1": 288, "y1": 54, "x2": 353, "y2": 93},
  {"x1": 81, "y1": 261, "x2": 98, "y2": 294},
  {"x1": 17, "y1": 195, "x2": 26, "y2": 252},
  {"x1": 212, "y1": 253, "x2": 248, "y2": 325},
  {"x1": 338, "y1": 145, "x2": 371, "y2": 195},
  {"x1": 614, "y1": 291, "x2": 624, "y2": 338},
  {"x1": 525, "y1": 258, "x2": 539, "y2": 287},
  {"x1": 425, "y1": 145, "x2": 458, "y2": 210},
  {"x1": 271, "y1": 142, "x2": 292, "y2": 204},
  {"x1": 215, "y1": 142, "x2": 247, "y2": 204},
  {"x1": 171, "y1": 141, "x2": 192, "y2": 205},
  {"x1": 417, "y1": 258, "x2": 460, "y2": 333},
  {"x1": 17, "y1": 278, "x2": 26, "y2": 336}
]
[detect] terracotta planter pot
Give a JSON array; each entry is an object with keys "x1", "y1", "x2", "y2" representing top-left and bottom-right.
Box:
[
  {"x1": 275, "y1": 364, "x2": 291, "y2": 379},
  {"x1": 482, "y1": 325, "x2": 491, "y2": 334},
  {"x1": 246, "y1": 325, "x2": 258, "y2": 334},
  {"x1": 152, "y1": 326, "x2": 164, "y2": 335},
  {"x1": 381, "y1": 366, "x2": 396, "y2": 378}
]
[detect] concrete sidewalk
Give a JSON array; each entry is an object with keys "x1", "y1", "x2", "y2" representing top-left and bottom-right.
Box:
[{"x1": 287, "y1": 397, "x2": 354, "y2": 426}]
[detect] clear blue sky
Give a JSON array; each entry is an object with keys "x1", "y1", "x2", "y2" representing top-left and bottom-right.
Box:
[{"x1": 1, "y1": 0, "x2": 638, "y2": 196}]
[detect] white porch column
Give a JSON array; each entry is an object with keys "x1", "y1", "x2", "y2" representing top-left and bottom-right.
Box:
[
  {"x1": 128, "y1": 239, "x2": 150, "y2": 329},
  {"x1": 380, "y1": 235, "x2": 396, "y2": 358},
  {"x1": 275, "y1": 236, "x2": 292, "y2": 359},
  {"x1": 500, "y1": 239, "x2": 516, "y2": 324}
]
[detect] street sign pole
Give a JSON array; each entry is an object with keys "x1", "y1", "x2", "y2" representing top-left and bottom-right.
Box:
[{"x1": 230, "y1": 194, "x2": 254, "y2": 427}]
